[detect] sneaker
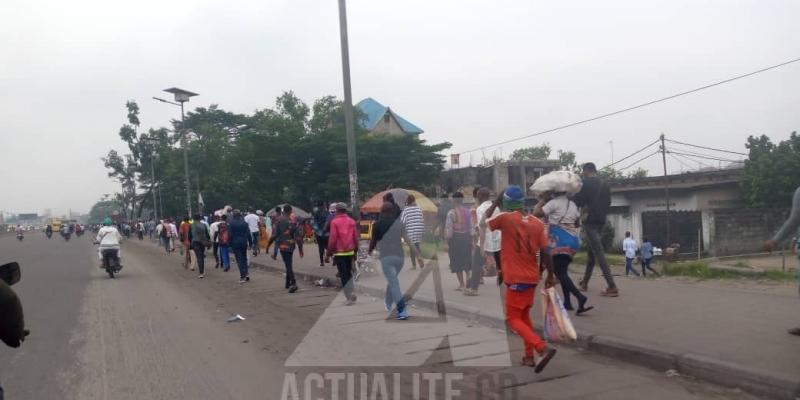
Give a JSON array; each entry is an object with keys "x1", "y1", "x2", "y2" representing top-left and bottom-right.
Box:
[
  {"x1": 198, "y1": 274, "x2": 204, "y2": 279},
  {"x1": 384, "y1": 299, "x2": 392, "y2": 312},
  {"x1": 599, "y1": 288, "x2": 619, "y2": 297},
  {"x1": 345, "y1": 295, "x2": 357, "y2": 306},
  {"x1": 396, "y1": 310, "x2": 409, "y2": 320},
  {"x1": 463, "y1": 288, "x2": 479, "y2": 296},
  {"x1": 239, "y1": 279, "x2": 247, "y2": 284},
  {"x1": 288, "y1": 285, "x2": 298, "y2": 293},
  {"x1": 245, "y1": 276, "x2": 250, "y2": 282}
]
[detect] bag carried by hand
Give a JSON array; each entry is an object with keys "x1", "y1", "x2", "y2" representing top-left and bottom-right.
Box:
[{"x1": 541, "y1": 287, "x2": 578, "y2": 342}]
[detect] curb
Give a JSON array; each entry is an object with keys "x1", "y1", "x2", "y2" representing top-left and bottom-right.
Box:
[{"x1": 251, "y1": 261, "x2": 800, "y2": 400}]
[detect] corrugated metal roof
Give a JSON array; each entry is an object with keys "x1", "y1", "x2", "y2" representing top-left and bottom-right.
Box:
[{"x1": 355, "y1": 97, "x2": 424, "y2": 134}]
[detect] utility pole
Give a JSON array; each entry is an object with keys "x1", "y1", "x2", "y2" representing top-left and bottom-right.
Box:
[
  {"x1": 181, "y1": 102, "x2": 191, "y2": 217},
  {"x1": 338, "y1": 0, "x2": 359, "y2": 218},
  {"x1": 660, "y1": 133, "x2": 671, "y2": 246}
]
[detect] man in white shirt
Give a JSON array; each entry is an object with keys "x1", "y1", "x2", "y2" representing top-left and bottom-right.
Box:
[
  {"x1": 244, "y1": 211, "x2": 261, "y2": 257},
  {"x1": 622, "y1": 231, "x2": 641, "y2": 277},
  {"x1": 95, "y1": 218, "x2": 123, "y2": 268},
  {"x1": 474, "y1": 187, "x2": 502, "y2": 291}
]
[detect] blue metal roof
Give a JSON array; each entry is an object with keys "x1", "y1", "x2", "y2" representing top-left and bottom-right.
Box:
[{"x1": 355, "y1": 97, "x2": 424, "y2": 134}]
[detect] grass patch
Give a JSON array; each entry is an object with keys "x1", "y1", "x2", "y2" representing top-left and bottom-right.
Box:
[
  {"x1": 664, "y1": 262, "x2": 798, "y2": 281},
  {"x1": 663, "y1": 262, "x2": 738, "y2": 279},
  {"x1": 763, "y1": 270, "x2": 798, "y2": 282}
]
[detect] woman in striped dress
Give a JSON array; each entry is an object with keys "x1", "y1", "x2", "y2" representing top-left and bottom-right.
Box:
[{"x1": 401, "y1": 195, "x2": 426, "y2": 270}]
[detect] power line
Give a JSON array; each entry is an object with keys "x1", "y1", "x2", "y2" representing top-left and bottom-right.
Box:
[
  {"x1": 671, "y1": 151, "x2": 714, "y2": 169},
  {"x1": 670, "y1": 147, "x2": 742, "y2": 162},
  {"x1": 618, "y1": 150, "x2": 661, "y2": 171},
  {"x1": 664, "y1": 138, "x2": 748, "y2": 156},
  {"x1": 668, "y1": 153, "x2": 694, "y2": 171},
  {"x1": 604, "y1": 137, "x2": 660, "y2": 168},
  {"x1": 457, "y1": 56, "x2": 800, "y2": 155},
  {"x1": 668, "y1": 151, "x2": 746, "y2": 164}
]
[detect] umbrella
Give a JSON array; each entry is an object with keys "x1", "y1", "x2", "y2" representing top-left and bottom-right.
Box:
[
  {"x1": 266, "y1": 204, "x2": 311, "y2": 220},
  {"x1": 361, "y1": 188, "x2": 438, "y2": 214}
]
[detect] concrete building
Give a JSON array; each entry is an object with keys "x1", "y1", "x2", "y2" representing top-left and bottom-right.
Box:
[
  {"x1": 606, "y1": 168, "x2": 779, "y2": 256},
  {"x1": 440, "y1": 160, "x2": 562, "y2": 197},
  {"x1": 355, "y1": 98, "x2": 424, "y2": 136}
]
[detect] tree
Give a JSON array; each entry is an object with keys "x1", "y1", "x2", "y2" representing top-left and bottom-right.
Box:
[
  {"x1": 88, "y1": 198, "x2": 122, "y2": 223},
  {"x1": 598, "y1": 166, "x2": 624, "y2": 181},
  {"x1": 557, "y1": 150, "x2": 579, "y2": 172},
  {"x1": 102, "y1": 92, "x2": 451, "y2": 217},
  {"x1": 626, "y1": 168, "x2": 648, "y2": 179},
  {"x1": 509, "y1": 143, "x2": 551, "y2": 161},
  {"x1": 740, "y1": 132, "x2": 800, "y2": 208}
]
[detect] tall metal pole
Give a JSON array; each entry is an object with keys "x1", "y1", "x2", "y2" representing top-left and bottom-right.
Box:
[
  {"x1": 181, "y1": 102, "x2": 192, "y2": 217},
  {"x1": 660, "y1": 133, "x2": 671, "y2": 246},
  {"x1": 150, "y1": 148, "x2": 158, "y2": 222},
  {"x1": 338, "y1": 0, "x2": 359, "y2": 218}
]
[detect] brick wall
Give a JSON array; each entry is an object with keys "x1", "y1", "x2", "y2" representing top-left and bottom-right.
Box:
[{"x1": 711, "y1": 208, "x2": 789, "y2": 256}]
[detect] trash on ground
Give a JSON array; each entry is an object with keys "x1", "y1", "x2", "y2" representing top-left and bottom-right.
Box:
[
  {"x1": 227, "y1": 314, "x2": 246, "y2": 322},
  {"x1": 665, "y1": 369, "x2": 680, "y2": 378}
]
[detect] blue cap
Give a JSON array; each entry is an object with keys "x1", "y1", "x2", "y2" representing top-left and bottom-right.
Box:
[{"x1": 503, "y1": 185, "x2": 525, "y2": 210}]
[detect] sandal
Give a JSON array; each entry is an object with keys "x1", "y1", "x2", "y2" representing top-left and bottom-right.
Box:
[{"x1": 534, "y1": 347, "x2": 557, "y2": 374}]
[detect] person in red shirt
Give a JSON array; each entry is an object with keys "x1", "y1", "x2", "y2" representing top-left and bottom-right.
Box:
[
  {"x1": 325, "y1": 203, "x2": 359, "y2": 305},
  {"x1": 485, "y1": 185, "x2": 557, "y2": 373}
]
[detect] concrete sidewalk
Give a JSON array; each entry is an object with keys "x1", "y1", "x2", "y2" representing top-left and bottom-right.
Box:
[{"x1": 252, "y1": 250, "x2": 800, "y2": 399}]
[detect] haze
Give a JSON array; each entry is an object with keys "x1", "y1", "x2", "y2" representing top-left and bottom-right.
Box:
[{"x1": 1, "y1": 0, "x2": 798, "y2": 216}]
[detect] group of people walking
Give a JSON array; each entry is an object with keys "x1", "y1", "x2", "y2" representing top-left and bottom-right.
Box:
[{"x1": 150, "y1": 206, "x2": 304, "y2": 291}]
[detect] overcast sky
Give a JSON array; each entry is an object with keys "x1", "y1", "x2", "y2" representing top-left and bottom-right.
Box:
[{"x1": 1, "y1": 0, "x2": 798, "y2": 215}]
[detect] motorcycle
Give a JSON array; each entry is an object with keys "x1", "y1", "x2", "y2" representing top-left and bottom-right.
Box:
[
  {"x1": 45, "y1": 231, "x2": 52, "y2": 239},
  {"x1": 61, "y1": 231, "x2": 71, "y2": 241},
  {"x1": 15, "y1": 234, "x2": 23, "y2": 242},
  {"x1": 75, "y1": 230, "x2": 83, "y2": 238},
  {"x1": 0, "y1": 261, "x2": 30, "y2": 398},
  {"x1": 95, "y1": 243, "x2": 122, "y2": 278}
]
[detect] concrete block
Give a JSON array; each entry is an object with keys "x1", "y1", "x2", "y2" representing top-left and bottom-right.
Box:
[{"x1": 587, "y1": 335, "x2": 678, "y2": 372}]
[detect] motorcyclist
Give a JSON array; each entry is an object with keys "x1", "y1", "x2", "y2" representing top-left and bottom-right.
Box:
[
  {"x1": 60, "y1": 224, "x2": 70, "y2": 236},
  {"x1": 45, "y1": 224, "x2": 53, "y2": 237},
  {"x1": 95, "y1": 218, "x2": 123, "y2": 269},
  {"x1": 14, "y1": 225, "x2": 23, "y2": 236}
]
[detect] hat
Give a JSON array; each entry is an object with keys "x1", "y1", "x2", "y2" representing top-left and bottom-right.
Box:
[
  {"x1": 256, "y1": 210, "x2": 264, "y2": 216},
  {"x1": 502, "y1": 185, "x2": 525, "y2": 210},
  {"x1": 103, "y1": 217, "x2": 113, "y2": 226},
  {"x1": 335, "y1": 202, "x2": 348, "y2": 211}
]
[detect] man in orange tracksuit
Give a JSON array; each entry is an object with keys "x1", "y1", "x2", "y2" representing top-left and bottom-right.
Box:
[{"x1": 485, "y1": 185, "x2": 557, "y2": 373}]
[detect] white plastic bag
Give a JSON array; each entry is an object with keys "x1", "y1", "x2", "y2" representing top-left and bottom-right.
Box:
[{"x1": 530, "y1": 171, "x2": 583, "y2": 195}]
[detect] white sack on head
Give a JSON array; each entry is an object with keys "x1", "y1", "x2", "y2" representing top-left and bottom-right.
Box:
[{"x1": 530, "y1": 171, "x2": 583, "y2": 195}]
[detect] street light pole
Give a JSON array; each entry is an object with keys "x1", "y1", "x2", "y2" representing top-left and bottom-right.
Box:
[
  {"x1": 155, "y1": 88, "x2": 198, "y2": 217},
  {"x1": 180, "y1": 101, "x2": 191, "y2": 217},
  {"x1": 338, "y1": 0, "x2": 359, "y2": 218}
]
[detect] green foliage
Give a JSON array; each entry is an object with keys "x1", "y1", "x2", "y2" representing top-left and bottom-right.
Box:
[
  {"x1": 557, "y1": 150, "x2": 579, "y2": 172},
  {"x1": 663, "y1": 262, "x2": 796, "y2": 281},
  {"x1": 598, "y1": 166, "x2": 624, "y2": 181},
  {"x1": 626, "y1": 167, "x2": 648, "y2": 179},
  {"x1": 88, "y1": 199, "x2": 122, "y2": 223},
  {"x1": 509, "y1": 143, "x2": 551, "y2": 161},
  {"x1": 741, "y1": 132, "x2": 800, "y2": 208},
  {"x1": 103, "y1": 92, "x2": 451, "y2": 218}
]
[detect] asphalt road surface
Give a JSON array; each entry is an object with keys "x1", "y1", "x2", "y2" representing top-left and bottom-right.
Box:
[{"x1": 0, "y1": 233, "x2": 759, "y2": 400}]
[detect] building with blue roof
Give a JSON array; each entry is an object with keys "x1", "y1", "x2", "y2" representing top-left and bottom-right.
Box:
[{"x1": 355, "y1": 98, "x2": 424, "y2": 135}]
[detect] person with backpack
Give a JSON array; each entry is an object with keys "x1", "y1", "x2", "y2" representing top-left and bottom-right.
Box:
[
  {"x1": 445, "y1": 192, "x2": 474, "y2": 291},
  {"x1": 190, "y1": 214, "x2": 211, "y2": 279},
  {"x1": 326, "y1": 202, "x2": 358, "y2": 305},
  {"x1": 268, "y1": 204, "x2": 305, "y2": 293},
  {"x1": 214, "y1": 214, "x2": 232, "y2": 271}
]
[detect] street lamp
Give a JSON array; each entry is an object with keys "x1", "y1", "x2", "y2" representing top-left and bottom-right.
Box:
[
  {"x1": 153, "y1": 87, "x2": 198, "y2": 216},
  {"x1": 141, "y1": 137, "x2": 160, "y2": 222}
]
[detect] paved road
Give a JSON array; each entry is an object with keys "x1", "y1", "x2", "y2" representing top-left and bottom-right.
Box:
[{"x1": 0, "y1": 234, "x2": 759, "y2": 399}]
